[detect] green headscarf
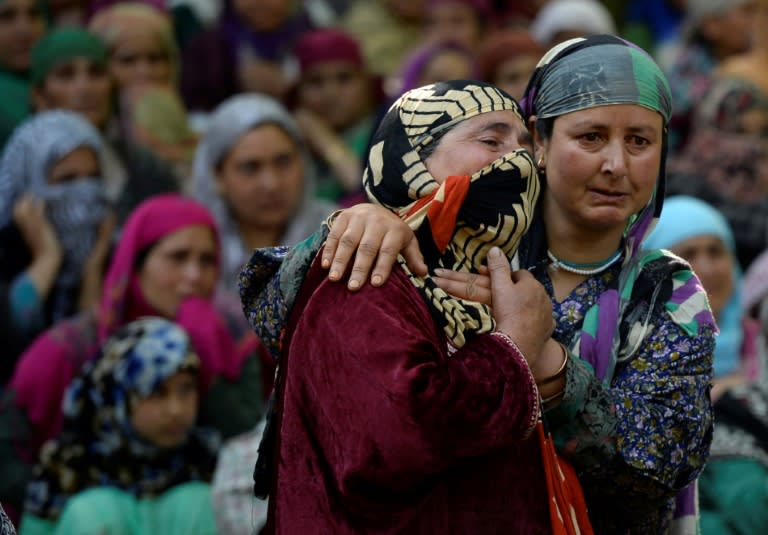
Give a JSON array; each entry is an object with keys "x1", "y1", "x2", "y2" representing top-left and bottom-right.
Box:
[
  {"x1": 30, "y1": 28, "x2": 107, "y2": 86},
  {"x1": 520, "y1": 34, "x2": 672, "y2": 124}
]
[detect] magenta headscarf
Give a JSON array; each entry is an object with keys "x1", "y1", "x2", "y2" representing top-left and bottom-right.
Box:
[
  {"x1": 99, "y1": 193, "x2": 251, "y2": 384},
  {"x1": 9, "y1": 193, "x2": 254, "y2": 473},
  {"x1": 98, "y1": 193, "x2": 218, "y2": 339}
]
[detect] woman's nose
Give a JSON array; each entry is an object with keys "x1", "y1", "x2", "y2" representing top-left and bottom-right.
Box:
[{"x1": 601, "y1": 139, "x2": 629, "y2": 178}]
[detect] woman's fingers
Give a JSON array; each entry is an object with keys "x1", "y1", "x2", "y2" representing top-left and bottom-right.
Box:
[
  {"x1": 433, "y1": 273, "x2": 492, "y2": 305},
  {"x1": 322, "y1": 210, "x2": 363, "y2": 279},
  {"x1": 321, "y1": 205, "x2": 421, "y2": 290}
]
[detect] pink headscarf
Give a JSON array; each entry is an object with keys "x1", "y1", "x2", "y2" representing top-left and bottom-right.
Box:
[
  {"x1": 99, "y1": 193, "x2": 250, "y2": 384},
  {"x1": 98, "y1": 194, "x2": 218, "y2": 338},
  {"x1": 9, "y1": 194, "x2": 257, "y2": 473}
]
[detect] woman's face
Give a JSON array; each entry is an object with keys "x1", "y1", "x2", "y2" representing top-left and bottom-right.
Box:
[
  {"x1": 535, "y1": 104, "x2": 663, "y2": 240},
  {"x1": 493, "y1": 54, "x2": 540, "y2": 102},
  {"x1": 424, "y1": 109, "x2": 532, "y2": 183},
  {"x1": 216, "y1": 124, "x2": 304, "y2": 232},
  {"x1": 33, "y1": 58, "x2": 113, "y2": 129},
  {"x1": 670, "y1": 234, "x2": 734, "y2": 317},
  {"x1": 0, "y1": 0, "x2": 45, "y2": 72},
  {"x1": 109, "y1": 31, "x2": 173, "y2": 88},
  {"x1": 418, "y1": 49, "x2": 475, "y2": 88},
  {"x1": 130, "y1": 371, "x2": 198, "y2": 449},
  {"x1": 700, "y1": 1, "x2": 756, "y2": 57},
  {"x1": 424, "y1": 2, "x2": 481, "y2": 50},
  {"x1": 48, "y1": 146, "x2": 100, "y2": 184},
  {"x1": 298, "y1": 61, "x2": 372, "y2": 131},
  {"x1": 138, "y1": 225, "x2": 218, "y2": 317}
]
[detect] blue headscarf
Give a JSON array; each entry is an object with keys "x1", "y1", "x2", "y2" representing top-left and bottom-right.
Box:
[{"x1": 644, "y1": 196, "x2": 740, "y2": 377}]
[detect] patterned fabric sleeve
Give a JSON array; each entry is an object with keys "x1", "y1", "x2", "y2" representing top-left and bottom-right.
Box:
[
  {"x1": 548, "y1": 317, "x2": 715, "y2": 531},
  {"x1": 0, "y1": 504, "x2": 16, "y2": 535},
  {"x1": 239, "y1": 226, "x2": 329, "y2": 361}
]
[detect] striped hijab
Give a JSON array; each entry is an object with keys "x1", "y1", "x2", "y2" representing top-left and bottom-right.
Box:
[{"x1": 364, "y1": 80, "x2": 540, "y2": 348}]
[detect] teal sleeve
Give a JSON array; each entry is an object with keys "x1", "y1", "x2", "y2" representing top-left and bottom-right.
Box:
[{"x1": 8, "y1": 273, "x2": 45, "y2": 336}]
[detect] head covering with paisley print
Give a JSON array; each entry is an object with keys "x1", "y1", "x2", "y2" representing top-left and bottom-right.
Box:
[{"x1": 363, "y1": 79, "x2": 540, "y2": 348}]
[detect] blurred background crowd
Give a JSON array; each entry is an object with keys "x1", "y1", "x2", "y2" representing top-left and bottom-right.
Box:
[{"x1": 1, "y1": 0, "x2": 768, "y2": 533}]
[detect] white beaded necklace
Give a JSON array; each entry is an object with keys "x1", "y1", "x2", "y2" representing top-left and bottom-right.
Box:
[{"x1": 547, "y1": 249, "x2": 623, "y2": 276}]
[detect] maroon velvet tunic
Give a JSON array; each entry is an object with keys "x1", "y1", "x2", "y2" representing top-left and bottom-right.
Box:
[{"x1": 269, "y1": 261, "x2": 551, "y2": 534}]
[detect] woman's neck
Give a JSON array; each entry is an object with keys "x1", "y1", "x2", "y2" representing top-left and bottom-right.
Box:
[
  {"x1": 543, "y1": 221, "x2": 623, "y2": 302},
  {"x1": 237, "y1": 220, "x2": 285, "y2": 250},
  {"x1": 544, "y1": 217, "x2": 624, "y2": 266}
]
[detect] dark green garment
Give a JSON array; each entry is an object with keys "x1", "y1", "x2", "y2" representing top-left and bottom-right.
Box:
[
  {"x1": 700, "y1": 458, "x2": 768, "y2": 535},
  {"x1": 0, "y1": 69, "x2": 32, "y2": 151}
]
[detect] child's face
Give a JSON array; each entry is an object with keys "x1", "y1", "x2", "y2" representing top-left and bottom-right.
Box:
[
  {"x1": 298, "y1": 60, "x2": 373, "y2": 131},
  {"x1": 130, "y1": 371, "x2": 199, "y2": 449}
]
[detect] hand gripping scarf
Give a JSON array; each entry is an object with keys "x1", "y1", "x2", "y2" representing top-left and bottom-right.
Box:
[
  {"x1": 23, "y1": 317, "x2": 219, "y2": 521},
  {"x1": 363, "y1": 80, "x2": 540, "y2": 348}
]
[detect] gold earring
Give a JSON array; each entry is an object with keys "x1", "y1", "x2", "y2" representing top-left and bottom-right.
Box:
[{"x1": 537, "y1": 156, "x2": 545, "y2": 168}]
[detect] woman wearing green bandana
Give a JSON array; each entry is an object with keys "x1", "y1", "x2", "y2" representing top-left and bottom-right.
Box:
[
  {"x1": 240, "y1": 35, "x2": 716, "y2": 533},
  {"x1": 0, "y1": 0, "x2": 46, "y2": 150}
]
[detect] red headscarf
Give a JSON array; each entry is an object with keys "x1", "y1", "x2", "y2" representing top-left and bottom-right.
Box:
[{"x1": 293, "y1": 28, "x2": 365, "y2": 75}]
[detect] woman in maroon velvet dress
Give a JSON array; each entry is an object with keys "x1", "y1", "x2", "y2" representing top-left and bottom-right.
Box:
[{"x1": 252, "y1": 80, "x2": 565, "y2": 533}]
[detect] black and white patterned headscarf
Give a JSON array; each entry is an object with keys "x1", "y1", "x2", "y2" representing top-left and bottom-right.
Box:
[{"x1": 364, "y1": 80, "x2": 540, "y2": 348}]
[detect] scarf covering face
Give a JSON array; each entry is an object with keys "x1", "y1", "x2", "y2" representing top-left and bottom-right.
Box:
[
  {"x1": 0, "y1": 110, "x2": 108, "y2": 318},
  {"x1": 364, "y1": 80, "x2": 540, "y2": 348},
  {"x1": 30, "y1": 28, "x2": 108, "y2": 86},
  {"x1": 23, "y1": 317, "x2": 220, "y2": 521},
  {"x1": 644, "y1": 196, "x2": 742, "y2": 378}
]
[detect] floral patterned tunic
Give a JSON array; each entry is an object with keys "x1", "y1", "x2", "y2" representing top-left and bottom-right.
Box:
[{"x1": 532, "y1": 261, "x2": 715, "y2": 534}]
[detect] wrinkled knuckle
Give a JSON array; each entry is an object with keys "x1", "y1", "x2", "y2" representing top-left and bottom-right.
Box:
[
  {"x1": 466, "y1": 283, "x2": 476, "y2": 298},
  {"x1": 339, "y1": 233, "x2": 358, "y2": 248},
  {"x1": 358, "y1": 242, "x2": 378, "y2": 256},
  {"x1": 379, "y1": 245, "x2": 399, "y2": 258}
]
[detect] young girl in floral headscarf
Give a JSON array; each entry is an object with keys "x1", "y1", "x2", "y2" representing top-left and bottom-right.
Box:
[{"x1": 19, "y1": 317, "x2": 219, "y2": 535}]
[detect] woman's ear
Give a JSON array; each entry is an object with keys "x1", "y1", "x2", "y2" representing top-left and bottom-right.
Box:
[{"x1": 528, "y1": 115, "x2": 547, "y2": 168}]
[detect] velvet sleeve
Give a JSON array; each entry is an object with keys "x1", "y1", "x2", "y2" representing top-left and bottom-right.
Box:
[{"x1": 287, "y1": 266, "x2": 540, "y2": 492}]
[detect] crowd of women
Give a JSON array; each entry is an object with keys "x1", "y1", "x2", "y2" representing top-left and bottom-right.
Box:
[{"x1": 1, "y1": 0, "x2": 768, "y2": 534}]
